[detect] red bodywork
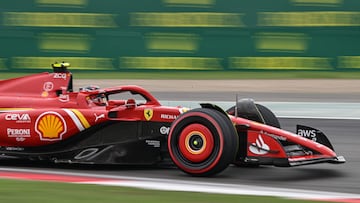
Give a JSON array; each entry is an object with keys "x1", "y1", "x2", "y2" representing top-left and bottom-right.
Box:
[
  {"x1": 232, "y1": 117, "x2": 340, "y2": 166},
  {"x1": 0, "y1": 71, "x2": 181, "y2": 147},
  {"x1": 0, "y1": 67, "x2": 344, "y2": 176}
]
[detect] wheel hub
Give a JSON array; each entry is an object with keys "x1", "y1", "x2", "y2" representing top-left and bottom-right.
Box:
[{"x1": 189, "y1": 135, "x2": 204, "y2": 151}]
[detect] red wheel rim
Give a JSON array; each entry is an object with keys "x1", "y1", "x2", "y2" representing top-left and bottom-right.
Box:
[{"x1": 178, "y1": 123, "x2": 214, "y2": 163}]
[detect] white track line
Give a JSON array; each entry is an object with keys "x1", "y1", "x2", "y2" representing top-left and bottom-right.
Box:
[{"x1": 0, "y1": 167, "x2": 359, "y2": 201}]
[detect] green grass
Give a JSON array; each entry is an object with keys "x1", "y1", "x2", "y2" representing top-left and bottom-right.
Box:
[
  {"x1": 1, "y1": 71, "x2": 360, "y2": 79},
  {"x1": 0, "y1": 179, "x2": 327, "y2": 203}
]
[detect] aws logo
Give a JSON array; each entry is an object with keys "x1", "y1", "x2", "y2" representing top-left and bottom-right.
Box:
[{"x1": 35, "y1": 111, "x2": 67, "y2": 141}]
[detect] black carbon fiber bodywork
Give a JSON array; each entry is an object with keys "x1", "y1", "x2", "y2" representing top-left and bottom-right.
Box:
[{"x1": 0, "y1": 121, "x2": 173, "y2": 165}]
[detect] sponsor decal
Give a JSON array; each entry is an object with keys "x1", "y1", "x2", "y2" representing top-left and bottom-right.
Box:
[
  {"x1": 266, "y1": 132, "x2": 287, "y2": 141},
  {"x1": 249, "y1": 134, "x2": 270, "y2": 155},
  {"x1": 43, "y1": 82, "x2": 54, "y2": 92},
  {"x1": 145, "y1": 140, "x2": 160, "y2": 148},
  {"x1": 7, "y1": 128, "x2": 31, "y2": 142},
  {"x1": 41, "y1": 91, "x2": 49, "y2": 97},
  {"x1": 160, "y1": 126, "x2": 170, "y2": 135},
  {"x1": 4, "y1": 147, "x2": 24, "y2": 151},
  {"x1": 297, "y1": 129, "x2": 317, "y2": 141},
  {"x1": 74, "y1": 148, "x2": 99, "y2": 160},
  {"x1": 5, "y1": 113, "x2": 31, "y2": 123},
  {"x1": 35, "y1": 111, "x2": 67, "y2": 141},
  {"x1": 59, "y1": 94, "x2": 70, "y2": 102},
  {"x1": 160, "y1": 114, "x2": 178, "y2": 120},
  {"x1": 53, "y1": 73, "x2": 67, "y2": 80},
  {"x1": 144, "y1": 109, "x2": 153, "y2": 121},
  {"x1": 94, "y1": 113, "x2": 105, "y2": 122}
]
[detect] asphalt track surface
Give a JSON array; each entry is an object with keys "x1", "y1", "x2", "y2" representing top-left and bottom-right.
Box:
[{"x1": 1, "y1": 79, "x2": 359, "y2": 195}]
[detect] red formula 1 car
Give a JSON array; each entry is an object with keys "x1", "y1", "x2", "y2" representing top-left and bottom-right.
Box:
[{"x1": 0, "y1": 63, "x2": 345, "y2": 176}]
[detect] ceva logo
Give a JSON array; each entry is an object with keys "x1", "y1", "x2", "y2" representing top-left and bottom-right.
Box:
[{"x1": 5, "y1": 114, "x2": 31, "y2": 123}]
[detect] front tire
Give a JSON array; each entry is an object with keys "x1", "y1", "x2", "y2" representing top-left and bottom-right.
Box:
[
  {"x1": 168, "y1": 108, "x2": 238, "y2": 176},
  {"x1": 227, "y1": 103, "x2": 281, "y2": 128}
]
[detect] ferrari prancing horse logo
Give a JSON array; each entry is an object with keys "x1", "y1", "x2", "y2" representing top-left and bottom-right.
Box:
[{"x1": 144, "y1": 109, "x2": 153, "y2": 121}]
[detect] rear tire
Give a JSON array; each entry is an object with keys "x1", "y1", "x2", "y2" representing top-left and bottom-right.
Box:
[{"x1": 168, "y1": 108, "x2": 238, "y2": 176}]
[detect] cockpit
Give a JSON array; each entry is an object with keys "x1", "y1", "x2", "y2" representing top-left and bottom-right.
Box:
[{"x1": 89, "y1": 93, "x2": 108, "y2": 106}]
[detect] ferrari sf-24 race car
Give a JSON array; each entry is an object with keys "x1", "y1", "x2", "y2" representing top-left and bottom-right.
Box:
[{"x1": 0, "y1": 63, "x2": 345, "y2": 176}]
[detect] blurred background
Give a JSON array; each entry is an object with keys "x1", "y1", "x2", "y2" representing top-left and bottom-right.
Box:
[{"x1": 0, "y1": 0, "x2": 359, "y2": 72}]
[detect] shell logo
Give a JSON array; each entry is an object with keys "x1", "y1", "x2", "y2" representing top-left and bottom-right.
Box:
[{"x1": 35, "y1": 111, "x2": 67, "y2": 141}]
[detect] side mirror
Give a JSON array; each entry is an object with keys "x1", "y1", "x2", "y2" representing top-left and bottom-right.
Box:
[{"x1": 125, "y1": 98, "x2": 136, "y2": 109}]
